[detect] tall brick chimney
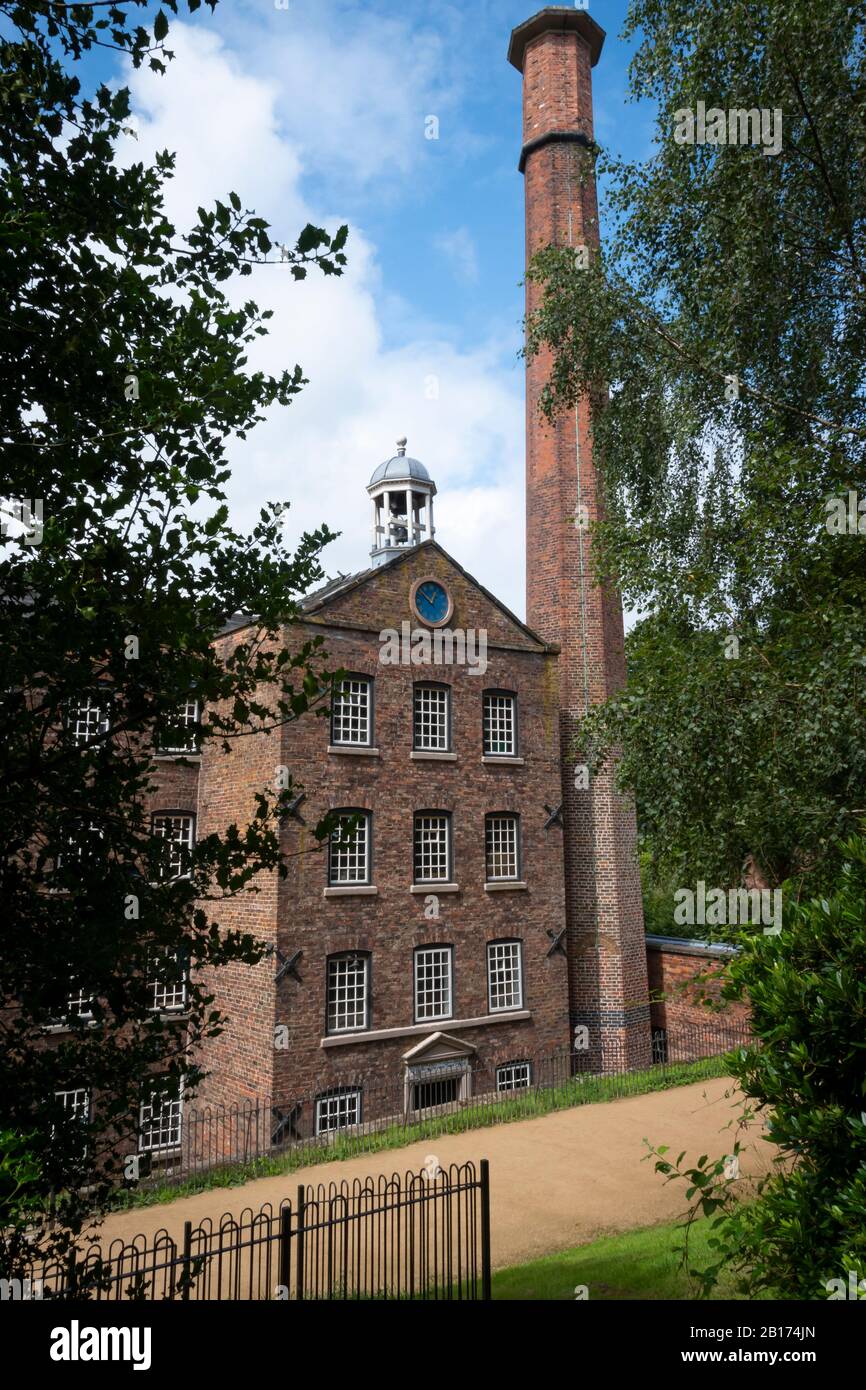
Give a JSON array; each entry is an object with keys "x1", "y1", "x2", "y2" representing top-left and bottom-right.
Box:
[{"x1": 508, "y1": 8, "x2": 651, "y2": 1066}]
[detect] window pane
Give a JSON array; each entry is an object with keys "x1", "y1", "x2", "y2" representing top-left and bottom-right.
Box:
[
  {"x1": 496, "y1": 1061, "x2": 531, "y2": 1092},
  {"x1": 152, "y1": 814, "x2": 195, "y2": 880},
  {"x1": 415, "y1": 947, "x2": 452, "y2": 1021},
  {"x1": 55, "y1": 1088, "x2": 90, "y2": 1122},
  {"x1": 149, "y1": 948, "x2": 187, "y2": 1012},
  {"x1": 316, "y1": 1088, "x2": 361, "y2": 1135},
  {"x1": 483, "y1": 694, "x2": 515, "y2": 756},
  {"x1": 414, "y1": 813, "x2": 450, "y2": 882},
  {"x1": 487, "y1": 941, "x2": 523, "y2": 1011},
  {"x1": 486, "y1": 815, "x2": 519, "y2": 880},
  {"x1": 414, "y1": 686, "x2": 449, "y2": 751},
  {"x1": 158, "y1": 699, "x2": 199, "y2": 754},
  {"x1": 139, "y1": 1083, "x2": 183, "y2": 1152},
  {"x1": 332, "y1": 678, "x2": 371, "y2": 745},
  {"x1": 67, "y1": 694, "x2": 110, "y2": 747},
  {"x1": 329, "y1": 813, "x2": 369, "y2": 883},
  {"x1": 327, "y1": 955, "x2": 368, "y2": 1032}
]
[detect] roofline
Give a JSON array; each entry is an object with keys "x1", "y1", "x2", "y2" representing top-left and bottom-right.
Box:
[{"x1": 301, "y1": 539, "x2": 557, "y2": 651}]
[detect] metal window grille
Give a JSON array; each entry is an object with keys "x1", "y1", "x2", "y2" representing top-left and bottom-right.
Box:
[
  {"x1": 414, "y1": 685, "x2": 449, "y2": 751},
  {"x1": 139, "y1": 1084, "x2": 183, "y2": 1153},
  {"x1": 329, "y1": 813, "x2": 369, "y2": 884},
  {"x1": 496, "y1": 1060, "x2": 531, "y2": 1092},
  {"x1": 149, "y1": 949, "x2": 187, "y2": 1012},
  {"x1": 151, "y1": 814, "x2": 195, "y2": 880},
  {"x1": 483, "y1": 693, "x2": 516, "y2": 755},
  {"x1": 158, "y1": 699, "x2": 199, "y2": 754},
  {"x1": 414, "y1": 813, "x2": 450, "y2": 882},
  {"x1": 487, "y1": 940, "x2": 523, "y2": 1011},
  {"x1": 485, "y1": 814, "x2": 519, "y2": 880},
  {"x1": 315, "y1": 1088, "x2": 361, "y2": 1136},
  {"x1": 67, "y1": 694, "x2": 110, "y2": 747},
  {"x1": 331, "y1": 678, "x2": 371, "y2": 745},
  {"x1": 414, "y1": 946, "x2": 453, "y2": 1021},
  {"x1": 327, "y1": 954, "x2": 368, "y2": 1033}
]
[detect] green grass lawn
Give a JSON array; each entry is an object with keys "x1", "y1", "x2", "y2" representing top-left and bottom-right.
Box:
[{"x1": 491, "y1": 1218, "x2": 755, "y2": 1301}]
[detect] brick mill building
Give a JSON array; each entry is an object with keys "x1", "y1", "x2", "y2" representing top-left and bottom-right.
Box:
[
  {"x1": 175, "y1": 8, "x2": 654, "y2": 1142},
  {"x1": 31, "y1": 9, "x2": 748, "y2": 1169}
]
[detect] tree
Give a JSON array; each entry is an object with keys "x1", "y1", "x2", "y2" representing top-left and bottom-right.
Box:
[
  {"x1": 0, "y1": 0, "x2": 348, "y2": 1271},
  {"x1": 648, "y1": 834, "x2": 866, "y2": 1299},
  {"x1": 526, "y1": 0, "x2": 866, "y2": 895}
]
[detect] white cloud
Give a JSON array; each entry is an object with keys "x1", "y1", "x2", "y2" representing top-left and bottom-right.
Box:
[
  {"x1": 118, "y1": 20, "x2": 526, "y2": 616},
  {"x1": 433, "y1": 227, "x2": 480, "y2": 286}
]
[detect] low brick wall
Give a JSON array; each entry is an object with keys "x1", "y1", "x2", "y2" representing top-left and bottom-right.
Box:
[{"x1": 646, "y1": 936, "x2": 751, "y2": 1053}]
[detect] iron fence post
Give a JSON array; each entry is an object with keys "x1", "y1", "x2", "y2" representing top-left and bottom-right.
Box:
[
  {"x1": 278, "y1": 1203, "x2": 292, "y2": 1300},
  {"x1": 295, "y1": 1184, "x2": 305, "y2": 1302},
  {"x1": 181, "y1": 1219, "x2": 192, "y2": 1301},
  {"x1": 479, "y1": 1159, "x2": 492, "y2": 1302}
]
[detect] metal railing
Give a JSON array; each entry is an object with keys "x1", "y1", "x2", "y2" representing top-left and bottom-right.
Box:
[
  {"x1": 28, "y1": 1160, "x2": 490, "y2": 1302},
  {"x1": 134, "y1": 1020, "x2": 749, "y2": 1190}
]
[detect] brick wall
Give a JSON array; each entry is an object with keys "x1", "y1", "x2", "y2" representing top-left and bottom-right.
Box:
[
  {"x1": 647, "y1": 937, "x2": 751, "y2": 1054},
  {"x1": 510, "y1": 9, "x2": 650, "y2": 1066},
  {"x1": 192, "y1": 542, "x2": 572, "y2": 1119}
]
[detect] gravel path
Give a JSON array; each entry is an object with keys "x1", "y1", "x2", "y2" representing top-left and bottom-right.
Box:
[{"x1": 96, "y1": 1076, "x2": 772, "y2": 1272}]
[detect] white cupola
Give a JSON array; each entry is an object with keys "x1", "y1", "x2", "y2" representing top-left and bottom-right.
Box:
[{"x1": 367, "y1": 437, "x2": 436, "y2": 567}]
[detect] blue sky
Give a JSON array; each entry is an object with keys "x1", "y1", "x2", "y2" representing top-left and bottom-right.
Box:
[{"x1": 90, "y1": 1, "x2": 655, "y2": 617}]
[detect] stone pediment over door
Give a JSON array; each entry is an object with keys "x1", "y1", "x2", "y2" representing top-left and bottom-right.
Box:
[
  {"x1": 401, "y1": 1031, "x2": 478, "y2": 1068},
  {"x1": 402, "y1": 1032, "x2": 477, "y2": 1112}
]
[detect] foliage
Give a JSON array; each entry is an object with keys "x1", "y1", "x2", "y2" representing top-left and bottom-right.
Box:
[
  {"x1": 526, "y1": 0, "x2": 866, "y2": 891},
  {"x1": 648, "y1": 835, "x2": 866, "y2": 1299},
  {"x1": 0, "y1": 0, "x2": 348, "y2": 1263}
]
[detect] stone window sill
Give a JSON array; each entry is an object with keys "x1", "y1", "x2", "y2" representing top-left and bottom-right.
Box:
[
  {"x1": 482, "y1": 755, "x2": 524, "y2": 766},
  {"x1": 323, "y1": 885, "x2": 379, "y2": 898},
  {"x1": 410, "y1": 750, "x2": 457, "y2": 761},
  {"x1": 410, "y1": 882, "x2": 460, "y2": 894},
  {"x1": 321, "y1": 1009, "x2": 531, "y2": 1047},
  {"x1": 327, "y1": 745, "x2": 380, "y2": 756},
  {"x1": 484, "y1": 880, "x2": 528, "y2": 892}
]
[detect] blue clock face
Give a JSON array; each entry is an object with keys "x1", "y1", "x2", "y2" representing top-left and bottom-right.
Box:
[{"x1": 414, "y1": 580, "x2": 450, "y2": 625}]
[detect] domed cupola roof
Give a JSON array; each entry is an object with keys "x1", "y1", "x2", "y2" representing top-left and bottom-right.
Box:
[{"x1": 368, "y1": 437, "x2": 433, "y2": 490}]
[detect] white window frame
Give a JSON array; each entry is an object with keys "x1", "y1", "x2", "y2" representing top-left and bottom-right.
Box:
[
  {"x1": 66, "y1": 989, "x2": 94, "y2": 1021},
  {"x1": 331, "y1": 677, "x2": 372, "y2": 747},
  {"x1": 315, "y1": 1088, "x2": 362, "y2": 1136},
  {"x1": 414, "y1": 812, "x2": 451, "y2": 883},
  {"x1": 66, "y1": 693, "x2": 111, "y2": 748},
  {"x1": 148, "y1": 948, "x2": 188, "y2": 1013},
  {"x1": 487, "y1": 940, "x2": 524, "y2": 1012},
  {"x1": 496, "y1": 1060, "x2": 531, "y2": 1092},
  {"x1": 328, "y1": 811, "x2": 370, "y2": 885},
  {"x1": 51, "y1": 1088, "x2": 91, "y2": 1151},
  {"x1": 326, "y1": 953, "x2": 369, "y2": 1034},
  {"x1": 139, "y1": 1080, "x2": 183, "y2": 1153},
  {"x1": 57, "y1": 821, "x2": 103, "y2": 872},
  {"x1": 54, "y1": 1087, "x2": 90, "y2": 1123},
  {"x1": 414, "y1": 945, "x2": 453, "y2": 1022},
  {"x1": 157, "y1": 698, "x2": 200, "y2": 755},
  {"x1": 151, "y1": 813, "x2": 195, "y2": 881},
  {"x1": 413, "y1": 684, "x2": 450, "y2": 752},
  {"x1": 485, "y1": 813, "x2": 520, "y2": 881},
  {"x1": 483, "y1": 692, "x2": 517, "y2": 756}
]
